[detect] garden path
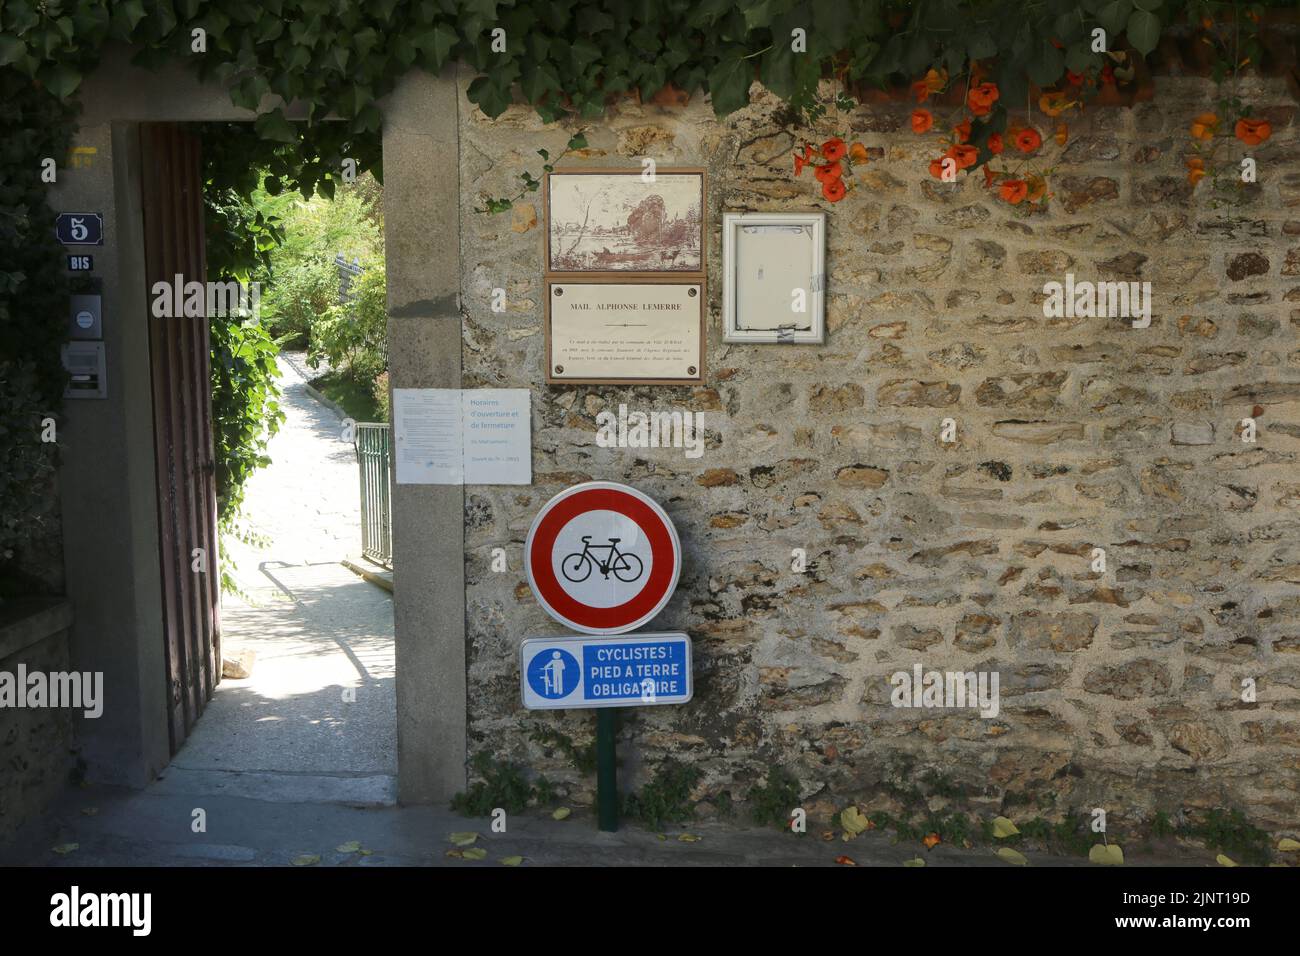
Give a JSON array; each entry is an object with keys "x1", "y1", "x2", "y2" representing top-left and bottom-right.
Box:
[{"x1": 169, "y1": 355, "x2": 396, "y2": 804}]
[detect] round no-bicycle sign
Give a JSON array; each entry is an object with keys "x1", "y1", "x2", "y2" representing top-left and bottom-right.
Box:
[{"x1": 525, "y1": 481, "x2": 681, "y2": 635}]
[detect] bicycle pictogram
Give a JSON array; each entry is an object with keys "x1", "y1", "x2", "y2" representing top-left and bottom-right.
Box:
[{"x1": 561, "y1": 536, "x2": 645, "y2": 584}]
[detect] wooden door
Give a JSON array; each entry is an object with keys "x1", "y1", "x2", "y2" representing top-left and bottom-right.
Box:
[{"x1": 140, "y1": 123, "x2": 220, "y2": 754}]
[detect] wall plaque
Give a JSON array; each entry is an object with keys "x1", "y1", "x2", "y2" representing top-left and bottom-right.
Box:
[
  {"x1": 545, "y1": 278, "x2": 703, "y2": 385},
  {"x1": 544, "y1": 168, "x2": 705, "y2": 275}
]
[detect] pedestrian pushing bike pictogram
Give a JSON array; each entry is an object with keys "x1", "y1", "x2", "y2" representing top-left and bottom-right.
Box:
[
  {"x1": 560, "y1": 536, "x2": 645, "y2": 583},
  {"x1": 526, "y1": 646, "x2": 579, "y2": 700}
]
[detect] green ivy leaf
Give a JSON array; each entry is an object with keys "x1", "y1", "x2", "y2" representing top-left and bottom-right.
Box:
[
  {"x1": 1097, "y1": 0, "x2": 1133, "y2": 35},
  {"x1": 1126, "y1": 8, "x2": 1161, "y2": 55},
  {"x1": 579, "y1": 7, "x2": 616, "y2": 33},
  {"x1": 761, "y1": 42, "x2": 795, "y2": 101},
  {"x1": 254, "y1": 109, "x2": 298, "y2": 144},
  {"x1": 707, "y1": 50, "x2": 751, "y2": 117},
  {"x1": 570, "y1": 37, "x2": 601, "y2": 73},
  {"x1": 812, "y1": 0, "x2": 852, "y2": 41},
  {"x1": 743, "y1": 0, "x2": 777, "y2": 31},
  {"x1": 39, "y1": 64, "x2": 82, "y2": 99},
  {"x1": 967, "y1": 32, "x2": 997, "y2": 61},
  {"x1": 432, "y1": 23, "x2": 459, "y2": 68},
  {"x1": 466, "y1": 74, "x2": 511, "y2": 118},
  {"x1": 0, "y1": 37, "x2": 26, "y2": 68},
  {"x1": 520, "y1": 60, "x2": 561, "y2": 103},
  {"x1": 1065, "y1": 40, "x2": 1096, "y2": 73},
  {"x1": 111, "y1": 0, "x2": 148, "y2": 35},
  {"x1": 903, "y1": 31, "x2": 931, "y2": 75},
  {"x1": 1027, "y1": 38, "x2": 1064, "y2": 87}
]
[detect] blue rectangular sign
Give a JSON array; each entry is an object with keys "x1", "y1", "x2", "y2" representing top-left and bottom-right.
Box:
[
  {"x1": 55, "y1": 213, "x2": 104, "y2": 246},
  {"x1": 521, "y1": 632, "x2": 692, "y2": 710}
]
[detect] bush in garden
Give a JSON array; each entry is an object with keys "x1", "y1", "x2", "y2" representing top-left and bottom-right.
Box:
[
  {"x1": 310, "y1": 259, "x2": 387, "y2": 382},
  {"x1": 373, "y1": 371, "x2": 391, "y2": 423}
]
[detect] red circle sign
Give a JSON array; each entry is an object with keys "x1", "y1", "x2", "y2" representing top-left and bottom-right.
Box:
[{"x1": 525, "y1": 482, "x2": 681, "y2": 635}]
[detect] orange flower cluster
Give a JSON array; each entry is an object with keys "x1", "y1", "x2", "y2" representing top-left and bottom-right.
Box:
[
  {"x1": 1235, "y1": 117, "x2": 1272, "y2": 146},
  {"x1": 792, "y1": 136, "x2": 869, "y2": 203},
  {"x1": 911, "y1": 68, "x2": 947, "y2": 103},
  {"x1": 1184, "y1": 111, "x2": 1272, "y2": 189},
  {"x1": 913, "y1": 73, "x2": 1058, "y2": 208}
]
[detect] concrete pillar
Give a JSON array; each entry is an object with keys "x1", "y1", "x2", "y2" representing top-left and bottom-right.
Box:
[
  {"x1": 52, "y1": 122, "x2": 172, "y2": 785},
  {"x1": 382, "y1": 70, "x2": 467, "y2": 804}
]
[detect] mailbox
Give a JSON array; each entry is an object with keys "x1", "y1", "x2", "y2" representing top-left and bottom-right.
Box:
[{"x1": 62, "y1": 342, "x2": 107, "y2": 399}]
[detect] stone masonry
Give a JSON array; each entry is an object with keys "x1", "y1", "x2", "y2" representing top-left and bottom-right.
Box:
[{"x1": 457, "y1": 72, "x2": 1300, "y2": 834}]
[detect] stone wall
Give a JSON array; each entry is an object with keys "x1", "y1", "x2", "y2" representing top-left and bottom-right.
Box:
[
  {"x1": 458, "y1": 74, "x2": 1300, "y2": 833},
  {"x1": 0, "y1": 600, "x2": 75, "y2": 845}
]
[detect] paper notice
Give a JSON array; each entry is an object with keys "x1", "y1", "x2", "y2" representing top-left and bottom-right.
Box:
[
  {"x1": 393, "y1": 388, "x2": 463, "y2": 484},
  {"x1": 392, "y1": 388, "x2": 531, "y2": 485}
]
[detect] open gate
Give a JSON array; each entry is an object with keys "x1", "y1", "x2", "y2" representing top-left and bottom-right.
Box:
[
  {"x1": 140, "y1": 123, "x2": 220, "y2": 755},
  {"x1": 357, "y1": 423, "x2": 393, "y2": 567}
]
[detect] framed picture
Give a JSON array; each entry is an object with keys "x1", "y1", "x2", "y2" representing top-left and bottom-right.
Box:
[
  {"x1": 544, "y1": 168, "x2": 706, "y2": 275},
  {"x1": 545, "y1": 277, "x2": 704, "y2": 385},
  {"x1": 722, "y1": 211, "x2": 826, "y2": 344}
]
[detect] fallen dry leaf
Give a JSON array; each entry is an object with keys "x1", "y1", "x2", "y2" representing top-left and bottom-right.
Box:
[
  {"x1": 1278, "y1": 838, "x2": 1300, "y2": 852},
  {"x1": 291, "y1": 854, "x2": 320, "y2": 866},
  {"x1": 552, "y1": 807, "x2": 571, "y2": 821},
  {"x1": 841, "y1": 806, "x2": 870, "y2": 837},
  {"x1": 922, "y1": 832, "x2": 941, "y2": 849},
  {"x1": 996, "y1": 847, "x2": 1028, "y2": 866},
  {"x1": 449, "y1": 831, "x2": 479, "y2": 846},
  {"x1": 462, "y1": 847, "x2": 487, "y2": 861},
  {"x1": 677, "y1": 833, "x2": 701, "y2": 843},
  {"x1": 902, "y1": 857, "x2": 926, "y2": 867},
  {"x1": 51, "y1": 844, "x2": 79, "y2": 856},
  {"x1": 501, "y1": 855, "x2": 524, "y2": 866},
  {"x1": 1216, "y1": 853, "x2": 1238, "y2": 867},
  {"x1": 336, "y1": 841, "x2": 362, "y2": 854},
  {"x1": 991, "y1": 816, "x2": 1019, "y2": 839},
  {"x1": 1089, "y1": 844, "x2": 1124, "y2": 866},
  {"x1": 834, "y1": 855, "x2": 857, "y2": 866}
]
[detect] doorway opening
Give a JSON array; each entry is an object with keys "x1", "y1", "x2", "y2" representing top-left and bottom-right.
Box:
[{"x1": 143, "y1": 121, "x2": 395, "y2": 805}]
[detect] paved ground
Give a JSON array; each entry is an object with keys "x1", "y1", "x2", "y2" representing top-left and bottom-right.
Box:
[
  {"x1": 2, "y1": 781, "x2": 1212, "y2": 867},
  {"x1": 182, "y1": 355, "x2": 396, "y2": 804}
]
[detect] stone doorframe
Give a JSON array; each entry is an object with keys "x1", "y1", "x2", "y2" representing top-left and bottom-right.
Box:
[{"x1": 65, "y1": 46, "x2": 465, "y2": 802}]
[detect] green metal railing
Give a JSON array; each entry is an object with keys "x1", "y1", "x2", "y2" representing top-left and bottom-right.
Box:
[{"x1": 356, "y1": 423, "x2": 393, "y2": 568}]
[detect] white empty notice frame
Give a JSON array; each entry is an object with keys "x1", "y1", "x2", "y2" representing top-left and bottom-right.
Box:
[{"x1": 722, "y1": 211, "x2": 825, "y2": 344}]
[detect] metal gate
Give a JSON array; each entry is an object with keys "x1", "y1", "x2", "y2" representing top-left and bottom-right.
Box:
[
  {"x1": 140, "y1": 123, "x2": 220, "y2": 755},
  {"x1": 357, "y1": 423, "x2": 393, "y2": 567}
]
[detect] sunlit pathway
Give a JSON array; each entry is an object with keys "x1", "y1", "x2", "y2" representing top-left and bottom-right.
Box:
[{"x1": 170, "y1": 355, "x2": 396, "y2": 803}]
